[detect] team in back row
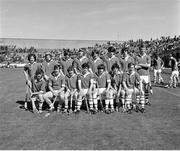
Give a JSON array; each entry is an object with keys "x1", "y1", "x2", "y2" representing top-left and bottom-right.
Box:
[{"x1": 24, "y1": 46, "x2": 179, "y2": 114}]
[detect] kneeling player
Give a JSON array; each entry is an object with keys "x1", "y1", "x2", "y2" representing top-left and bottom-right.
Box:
[
  {"x1": 76, "y1": 63, "x2": 94, "y2": 113},
  {"x1": 110, "y1": 63, "x2": 124, "y2": 111},
  {"x1": 31, "y1": 68, "x2": 46, "y2": 113},
  {"x1": 65, "y1": 66, "x2": 79, "y2": 112},
  {"x1": 93, "y1": 64, "x2": 115, "y2": 113},
  {"x1": 123, "y1": 63, "x2": 144, "y2": 113},
  {"x1": 43, "y1": 65, "x2": 66, "y2": 112}
]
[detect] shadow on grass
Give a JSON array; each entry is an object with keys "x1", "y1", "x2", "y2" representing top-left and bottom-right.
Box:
[{"x1": 16, "y1": 100, "x2": 34, "y2": 113}]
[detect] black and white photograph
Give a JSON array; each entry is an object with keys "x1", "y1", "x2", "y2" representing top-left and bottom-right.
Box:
[{"x1": 0, "y1": 0, "x2": 180, "y2": 150}]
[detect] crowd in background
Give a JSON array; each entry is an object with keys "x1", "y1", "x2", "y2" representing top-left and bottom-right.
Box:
[{"x1": 0, "y1": 35, "x2": 180, "y2": 67}]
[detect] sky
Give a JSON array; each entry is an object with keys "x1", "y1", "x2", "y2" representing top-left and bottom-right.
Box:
[{"x1": 0, "y1": 0, "x2": 180, "y2": 41}]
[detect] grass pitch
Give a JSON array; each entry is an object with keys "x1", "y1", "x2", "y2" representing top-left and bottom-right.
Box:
[{"x1": 0, "y1": 68, "x2": 180, "y2": 149}]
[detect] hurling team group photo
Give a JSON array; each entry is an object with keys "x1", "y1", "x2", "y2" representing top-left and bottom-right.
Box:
[{"x1": 0, "y1": 0, "x2": 180, "y2": 150}]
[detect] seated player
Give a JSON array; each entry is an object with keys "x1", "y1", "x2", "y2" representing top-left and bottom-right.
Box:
[
  {"x1": 110, "y1": 63, "x2": 124, "y2": 112},
  {"x1": 31, "y1": 68, "x2": 46, "y2": 113},
  {"x1": 76, "y1": 63, "x2": 94, "y2": 113},
  {"x1": 43, "y1": 65, "x2": 65, "y2": 112},
  {"x1": 65, "y1": 66, "x2": 79, "y2": 112},
  {"x1": 93, "y1": 64, "x2": 115, "y2": 114},
  {"x1": 123, "y1": 63, "x2": 144, "y2": 113}
]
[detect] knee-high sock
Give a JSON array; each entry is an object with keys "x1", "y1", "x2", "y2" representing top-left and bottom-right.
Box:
[
  {"x1": 89, "y1": 99, "x2": 93, "y2": 110},
  {"x1": 125, "y1": 98, "x2": 132, "y2": 109},
  {"x1": 93, "y1": 98, "x2": 98, "y2": 110},
  {"x1": 105, "y1": 99, "x2": 110, "y2": 110},
  {"x1": 109, "y1": 99, "x2": 114, "y2": 109},
  {"x1": 140, "y1": 95, "x2": 145, "y2": 108},
  {"x1": 121, "y1": 97, "x2": 125, "y2": 108},
  {"x1": 136, "y1": 95, "x2": 140, "y2": 104},
  {"x1": 77, "y1": 99, "x2": 82, "y2": 110},
  {"x1": 144, "y1": 84, "x2": 149, "y2": 103}
]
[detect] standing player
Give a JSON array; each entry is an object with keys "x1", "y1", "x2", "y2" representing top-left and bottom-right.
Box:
[
  {"x1": 119, "y1": 47, "x2": 134, "y2": 72},
  {"x1": 73, "y1": 49, "x2": 92, "y2": 74},
  {"x1": 89, "y1": 50, "x2": 105, "y2": 73},
  {"x1": 103, "y1": 46, "x2": 120, "y2": 73},
  {"x1": 135, "y1": 46, "x2": 151, "y2": 107},
  {"x1": 24, "y1": 54, "x2": 42, "y2": 80},
  {"x1": 59, "y1": 50, "x2": 73, "y2": 76},
  {"x1": 24, "y1": 54, "x2": 42, "y2": 110},
  {"x1": 165, "y1": 54, "x2": 179, "y2": 88},
  {"x1": 41, "y1": 53, "x2": 57, "y2": 81},
  {"x1": 152, "y1": 54, "x2": 164, "y2": 84}
]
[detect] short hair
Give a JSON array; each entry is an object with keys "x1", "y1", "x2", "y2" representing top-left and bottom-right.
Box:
[
  {"x1": 108, "y1": 46, "x2": 116, "y2": 53},
  {"x1": 128, "y1": 63, "x2": 134, "y2": 69},
  {"x1": 28, "y1": 54, "x2": 36, "y2": 62},
  {"x1": 97, "y1": 64, "x2": 105, "y2": 70},
  {"x1": 82, "y1": 63, "x2": 89, "y2": 69},
  {"x1": 111, "y1": 63, "x2": 120, "y2": 70},
  {"x1": 54, "y1": 64, "x2": 61, "y2": 70},
  {"x1": 67, "y1": 66, "x2": 74, "y2": 72}
]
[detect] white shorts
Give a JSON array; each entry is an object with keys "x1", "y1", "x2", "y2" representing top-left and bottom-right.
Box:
[
  {"x1": 154, "y1": 69, "x2": 162, "y2": 74},
  {"x1": 80, "y1": 89, "x2": 88, "y2": 97},
  {"x1": 140, "y1": 76, "x2": 149, "y2": 84},
  {"x1": 171, "y1": 70, "x2": 179, "y2": 78}
]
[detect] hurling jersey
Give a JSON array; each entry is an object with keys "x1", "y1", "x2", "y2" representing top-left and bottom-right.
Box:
[
  {"x1": 123, "y1": 72, "x2": 141, "y2": 89},
  {"x1": 49, "y1": 74, "x2": 65, "y2": 90},
  {"x1": 73, "y1": 57, "x2": 90, "y2": 73},
  {"x1": 59, "y1": 58, "x2": 73, "y2": 76},
  {"x1": 135, "y1": 54, "x2": 151, "y2": 76},
  {"x1": 119, "y1": 56, "x2": 135, "y2": 72},
  {"x1": 105, "y1": 55, "x2": 120, "y2": 72},
  {"x1": 31, "y1": 77, "x2": 46, "y2": 93},
  {"x1": 111, "y1": 72, "x2": 123, "y2": 89},
  {"x1": 77, "y1": 72, "x2": 94, "y2": 89},
  {"x1": 42, "y1": 60, "x2": 57, "y2": 76},
  {"x1": 65, "y1": 74, "x2": 78, "y2": 90},
  {"x1": 89, "y1": 57, "x2": 104, "y2": 73},
  {"x1": 170, "y1": 57, "x2": 178, "y2": 71},
  {"x1": 24, "y1": 62, "x2": 41, "y2": 79},
  {"x1": 94, "y1": 72, "x2": 111, "y2": 88}
]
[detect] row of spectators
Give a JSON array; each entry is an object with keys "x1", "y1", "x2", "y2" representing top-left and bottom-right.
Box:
[{"x1": 0, "y1": 35, "x2": 180, "y2": 65}]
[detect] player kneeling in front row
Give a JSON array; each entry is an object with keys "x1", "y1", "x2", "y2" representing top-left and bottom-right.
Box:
[
  {"x1": 43, "y1": 65, "x2": 66, "y2": 112},
  {"x1": 65, "y1": 66, "x2": 79, "y2": 113},
  {"x1": 31, "y1": 68, "x2": 46, "y2": 113},
  {"x1": 123, "y1": 63, "x2": 145, "y2": 113},
  {"x1": 93, "y1": 64, "x2": 115, "y2": 114},
  {"x1": 75, "y1": 63, "x2": 94, "y2": 114},
  {"x1": 110, "y1": 63, "x2": 124, "y2": 112}
]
